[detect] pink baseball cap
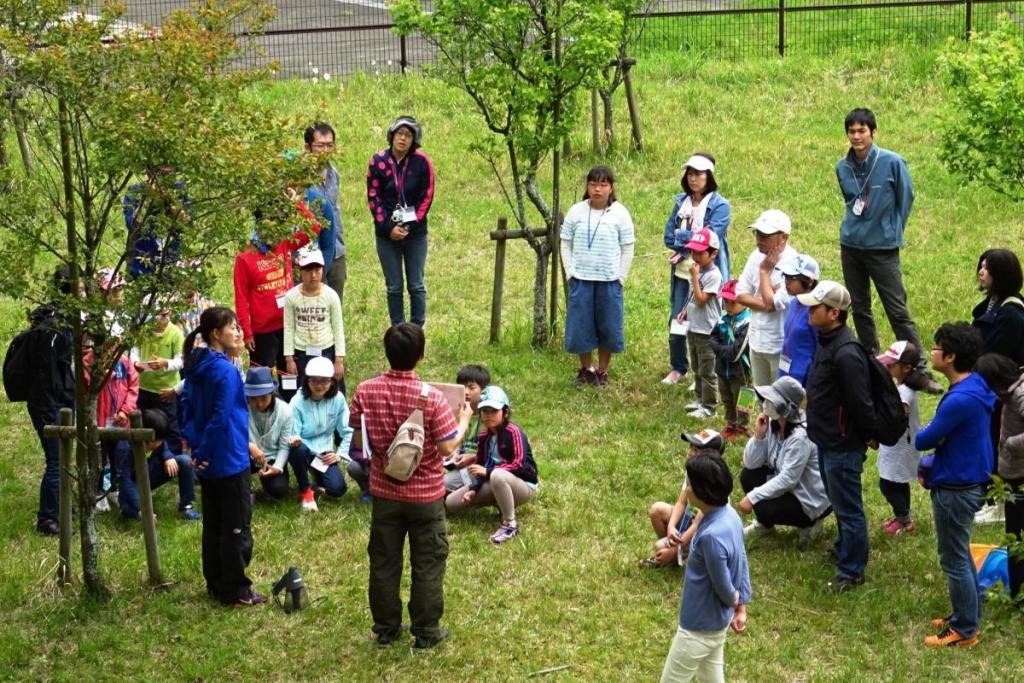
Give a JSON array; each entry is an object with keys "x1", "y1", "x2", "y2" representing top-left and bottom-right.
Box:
[{"x1": 684, "y1": 227, "x2": 720, "y2": 252}]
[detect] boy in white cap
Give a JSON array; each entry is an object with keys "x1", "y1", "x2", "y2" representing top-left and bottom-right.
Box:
[
  {"x1": 779, "y1": 253, "x2": 821, "y2": 386},
  {"x1": 682, "y1": 228, "x2": 724, "y2": 419},
  {"x1": 801, "y1": 280, "x2": 876, "y2": 593},
  {"x1": 875, "y1": 340, "x2": 921, "y2": 535},
  {"x1": 735, "y1": 209, "x2": 798, "y2": 387}
]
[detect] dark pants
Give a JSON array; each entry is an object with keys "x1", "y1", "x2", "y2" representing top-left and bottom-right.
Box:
[
  {"x1": 114, "y1": 443, "x2": 195, "y2": 517},
  {"x1": 740, "y1": 466, "x2": 816, "y2": 528},
  {"x1": 347, "y1": 459, "x2": 371, "y2": 495},
  {"x1": 879, "y1": 478, "x2": 912, "y2": 522},
  {"x1": 28, "y1": 403, "x2": 63, "y2": 523},
  {"x1": 252, "y1": 328, "x2": 293, "y2": 400},
  {"x1": 258, "y1": 443, "x2": 346, "y2": 498},
  {"x1": 327, "y1": 254, "x2": 347, "y2": 306},
  {"x1": 819, "y1": 447, "x2": 869, "y2": 579},
  {"x1": 137, "y1": 389, "x2": 182, "y2": 453},
  {"x1": 375, "y1": 232, "x2": 428, "y2": 327},
  {"x1": 840, "y1": 245, "x2": 925, "y2": 357},
  {"x1": 200, "y1": 470, "x2": 254, "y2": 604},
  {"x1": 1006, "y1": 478, "x2": 1024, "y2": 599},
  {"x1": 668, "y1": 273, "x2": 690, "y2": 374},
  {"x1": 368, "y1": 496, "x2": 448, "y2": 641},
  {"x1": 293, "y1": 345, "x2": 345, "y2": 399}
]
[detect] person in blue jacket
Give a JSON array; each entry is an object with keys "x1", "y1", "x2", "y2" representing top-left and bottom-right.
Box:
[
  {"x1": 915, "y1": 322, "x2": 995, "y2": 648},
  {"x1": 661, "y1": 153, "x2": 731, "y2": 386},
  {"x1": 182, "y1": 307, "x2": 264, "y2": 607},
  {"x1": 836, "y1": 108, "x2": 941, "y2": 395}
]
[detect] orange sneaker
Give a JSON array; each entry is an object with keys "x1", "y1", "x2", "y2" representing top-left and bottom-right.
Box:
[{"x1": 923, "y1": 627, "x2": 978, "y2": 648}]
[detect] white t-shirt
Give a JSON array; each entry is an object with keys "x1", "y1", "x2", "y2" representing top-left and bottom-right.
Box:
[
  {"x1": 687, "y1": 266, "x2": 723, "y2": 335},
  {"x1": 877, "y1": 383, "x2": 921, "y2": 483},
  {"x1": 560, "y1": 200, "x2": 636, "y2": 282},
  {"x1": 736, "y1": 244, "x2": 798, "y2": 354}
]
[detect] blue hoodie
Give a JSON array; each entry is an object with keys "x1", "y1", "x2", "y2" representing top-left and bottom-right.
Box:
[
  {"x1": 181, "y1": 348, "x2": 249, "y2": 479},
  {"x1": 914, "y1": 372, "x2": 996, "y2": 487}
]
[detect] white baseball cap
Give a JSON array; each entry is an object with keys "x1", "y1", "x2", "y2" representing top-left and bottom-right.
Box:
[
  {"x1": 682, "y1": 154, "x2": 715, "y2": 173},
  {"x1": 297, "y1": 248, "x2": 325, "y2": 268},
  {"x1": 749, "y1": 209, "x2": 792, "y2": 235},
  {"x1": 780, "y1": 254, "x2": 820, "y2": 280}
]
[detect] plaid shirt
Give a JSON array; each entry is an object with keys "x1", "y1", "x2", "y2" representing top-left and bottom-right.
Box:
[{"x1": 349, "y1": 369, "x2": 458, "y2": 503}]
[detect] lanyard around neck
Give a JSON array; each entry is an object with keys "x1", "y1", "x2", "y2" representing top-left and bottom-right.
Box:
[
  {"x1": 388, "y1": 154, "x2": 409, "y2": 206},
  {"x1": 853, "y1": 149, "x2": 880, "y2": 199},
  {"x1": 587, "y1": 205, "x2": 609, "y2": 250}
]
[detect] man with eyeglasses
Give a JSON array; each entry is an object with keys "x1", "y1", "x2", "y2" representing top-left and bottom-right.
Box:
[{"x1": 304, "y1": 122, "x2": 346, "y2": 303}]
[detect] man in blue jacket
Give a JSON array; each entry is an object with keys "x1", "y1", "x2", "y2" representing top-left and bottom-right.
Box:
[
  {"x1": 836, "y1": 108, "x2": 941, "y2": 395},
  {"x1": 915, "y1": 322, "x2": 995, "y2": 648}
]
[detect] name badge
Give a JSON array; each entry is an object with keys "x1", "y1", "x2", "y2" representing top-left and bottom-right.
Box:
[
  {"x1": 304, "y1": 346, "x2": 322, "y2": 357},
  {"x1": 779, "y1": 355, "x2": 792, "y2": 373},
  {"x1": 852, "y1": 197, "x2": 865, "y2": 216},
  {"x1": 400, "y1": 206, "x2": 418, "y2": 224},
  {"x1": 670, "y1": 319, "x2": 689, "y2": 336},
  {"x1": 275, "y1": 293, "x2": 286, "y2": 309},
  {"x1": 281, "y1": 375, "x2": 297, "y2": 391}
]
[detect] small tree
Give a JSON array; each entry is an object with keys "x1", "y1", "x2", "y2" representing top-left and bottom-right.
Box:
[
  {"x1": 0, "y1": 0, "x2": 317, "y2": 597},
  {"x1": 593, "y1": 0, "x2": 652, "y2": 154},
  {"x1": 392, "y1": 0, "x2": 622, "y2": 346},
  {"x1": 940, "y1": 15, "x2": 1024, "y2": 201}
]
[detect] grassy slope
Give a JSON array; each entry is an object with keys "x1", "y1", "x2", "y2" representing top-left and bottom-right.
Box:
[{"x1": 0, "y1": 46, "x2": 1021, "y2": 682}]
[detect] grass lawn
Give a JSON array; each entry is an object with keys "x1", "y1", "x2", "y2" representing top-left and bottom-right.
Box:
[{"x1": 0, "y1": 44, "x2": 1021, "y2": 681}]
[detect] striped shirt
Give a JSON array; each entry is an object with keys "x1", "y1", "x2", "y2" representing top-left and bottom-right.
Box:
[
  {"x1": 560, "y1": 200, "x2": 636, "y2": 282},
  {"x1": 349, "y1": 369, "x2": 458, "y2": 504}
]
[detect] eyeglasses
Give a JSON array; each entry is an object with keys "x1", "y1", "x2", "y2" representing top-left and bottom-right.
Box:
[{"x1": 931, "y1": 346, "x2": 944, "y2": 353}]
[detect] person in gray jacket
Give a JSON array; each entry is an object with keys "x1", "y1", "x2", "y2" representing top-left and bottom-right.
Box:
[{"x1": 738, "y1": 376, "x2": 831, "y2": 542}]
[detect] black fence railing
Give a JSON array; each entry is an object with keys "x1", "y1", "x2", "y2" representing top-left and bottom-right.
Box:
[{"x1": 120, "y1": 0, "x2": 1024, "y2": 78}]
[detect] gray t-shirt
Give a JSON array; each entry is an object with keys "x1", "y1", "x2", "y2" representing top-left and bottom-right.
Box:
[
  {"x1": 877, "y1": 383, "x2": 921, "y2": 483},
  {"x1": 687, "y1": 265, "x2": 723, "y2": 334}
]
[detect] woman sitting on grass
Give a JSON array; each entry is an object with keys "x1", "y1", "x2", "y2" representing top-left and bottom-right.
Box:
[
  {"x1": 445, "y1": 386, "x2": 538, "y2": 545},
  {"x1": 288, "y1": 356, "x2": 353, "y2": 509},
  {"x1": 737, "y1": 376, "x2": 831, "y2": 542}
]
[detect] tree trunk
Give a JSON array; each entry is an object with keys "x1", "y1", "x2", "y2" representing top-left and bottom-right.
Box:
[
  {"x1": 532, "y1": 244, "x2": 550, "y2": 348},
  {"x1": 77, "y1": 411, "x2": 108, "y2": 598},
  {"x1": 600, "y1": 90, "x2": 614, "y2": 151},
  {"x1": 9, "y1": 98, "x2": 33, "y2": 175}
]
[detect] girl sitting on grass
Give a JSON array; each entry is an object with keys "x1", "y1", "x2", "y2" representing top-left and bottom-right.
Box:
[{"x1": 445, "y1": 386, "x2": 538, "y2": 545}]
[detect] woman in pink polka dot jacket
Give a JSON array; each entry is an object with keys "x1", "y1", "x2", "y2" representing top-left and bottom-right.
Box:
[{"x1": 366, "y1": 115, "x2": 436, "y2": 327}]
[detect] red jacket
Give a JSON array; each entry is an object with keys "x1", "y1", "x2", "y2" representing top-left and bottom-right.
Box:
[
  {"x1": 83, "y1": 353, "x2": 139, "y2": 428},
  {"x1": 234, "y1": 201, "x2": 320, "y2": 340}
]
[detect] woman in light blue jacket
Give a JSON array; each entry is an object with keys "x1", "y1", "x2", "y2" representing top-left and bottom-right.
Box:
[
  {"x1": 661, "y1": 153, "x2": 732, "y2": 385},
  {"x1": 289, "y1": 356, "x2": 353, "y2": 509}
]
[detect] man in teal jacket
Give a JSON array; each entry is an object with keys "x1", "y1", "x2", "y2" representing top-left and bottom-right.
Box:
[{"x1": 836, "y1": 107, "x2": 941, "y2": 394}]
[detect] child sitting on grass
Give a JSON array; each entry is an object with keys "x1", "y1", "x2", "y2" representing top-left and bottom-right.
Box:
[
  {"x1": 682, "y1": 228, "x2": 724, "y2": 419},
  {"x1": 445, "y1": 386, "x2": 538, "y2": 545},
  {"x1": 660, "y1": 453, "x2": 751, "y2": 682},
  {"x1": 642, "y1": 430, "x2": 727, "y2": 568},
  {"x1": 875, "y1": 340, "x2": 922, "y2": 536},
  {"x1": 444, "y1": 363, "x2": 490, "y2": 494},
  {"x1": 117, "y1": 409, "x2": 200, "y2": 522},
  {"x1": 710, "y1": 280, "x2": 751, "y2": 441}
]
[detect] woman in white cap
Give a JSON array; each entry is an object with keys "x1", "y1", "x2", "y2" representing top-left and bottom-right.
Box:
[
  {"x1": 366, "y1": 115, "x2": 435, "y2": 327},
  {"x1": 445, "y1": 386, "x2": 539, "y2": 544},
  {"x1": 737, "y1": 376, "x2": 831, "y2": 541},
  {"x1": 288, "y1": 355, "x2": 354, "y2": 507},
  {"x1": 661, "y1": 153, "x2": 732, "y2": 386}
]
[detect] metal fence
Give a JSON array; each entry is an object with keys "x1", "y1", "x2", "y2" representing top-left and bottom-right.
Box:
[{"x1": 121, "y1": 0, "x2": 1024, "y2": 78}]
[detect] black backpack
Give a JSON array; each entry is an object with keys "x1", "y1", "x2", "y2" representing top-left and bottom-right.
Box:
[
  {"x1": 843, "y1": 341, "x2": 909, "y2": 446},
  {"x1": 2, "y1": 328, "x2": 33, "y2": 402}
]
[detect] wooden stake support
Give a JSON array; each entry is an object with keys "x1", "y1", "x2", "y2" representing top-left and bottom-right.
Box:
[{"x1": 489, "y1": 217, "x2": 550, "y2": 344}]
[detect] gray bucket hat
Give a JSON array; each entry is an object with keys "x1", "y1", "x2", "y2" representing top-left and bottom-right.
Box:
[{"x1": 753, "y1": 376, "x2": 806, "y2": 422}]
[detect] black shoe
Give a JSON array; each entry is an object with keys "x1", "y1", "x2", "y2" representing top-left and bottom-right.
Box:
[
  {"x1": 36, "y1": 518, "x2": 59, "y2": 536},
  {"x1": 376, "y1": 624, "x2": 407, "y2": 646},
  {"x1": 827, "y1": 574, "x2": 865, "y2": 593},
  {"x1": 412, "y1": 628, "x2": 449, "y2": 650}
]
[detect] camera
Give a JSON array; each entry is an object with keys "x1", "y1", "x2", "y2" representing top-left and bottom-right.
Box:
[{"x1": 391, "y1": 208, "x2": 405, "y2": 225}]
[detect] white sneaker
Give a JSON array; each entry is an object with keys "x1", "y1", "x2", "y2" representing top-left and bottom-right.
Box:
[
  {"x1": 684, "y1": 400, "x2": 702, "y2": 411},
  {"x1": 687, "y1": 406, "x2": 715, "y2": 419},
  {"x1": 300, "y1": 489, "x2": 319, "y2": 513},
  {"x1": 688, "y1": 382, "x2": 697, "y2": 393},
  {"x1": 661, "y1": 370, "x2": 683, "y2": 385},
  {"x1": 743, "y1": 520, "x2": 774, "y2": 538},
  {"x1": 974, "y1": 503, "x2": 1004, "y2": 524},
  {"x1": 95, "y1": 497, "x2": 111, "y2": 513},
  {"x1": 798, "y1": 518, "x2": 824, "y2": 544}
]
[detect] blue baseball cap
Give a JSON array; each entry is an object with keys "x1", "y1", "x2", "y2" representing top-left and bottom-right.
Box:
[{"x1": 478, "y1": 385, "x2": 510, "y2": 410}]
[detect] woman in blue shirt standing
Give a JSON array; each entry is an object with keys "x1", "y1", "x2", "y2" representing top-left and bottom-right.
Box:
[
  {"x1": 182, "y1": 307, "x2": 263, "y2": 606},
  {"x1": 661, "y1": 154, "x2": 732, "y2": 386}
]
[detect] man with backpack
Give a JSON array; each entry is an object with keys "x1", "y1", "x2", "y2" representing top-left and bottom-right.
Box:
[
  {"x1": 348, "y1": 322, "x2": 472, "y2": 649},
  {"x1": 4, "y1": 267, "x2": 75, "y2": 536},
  {"x1": 802, "y1": 281, "x2": 877, "y2": 593}
]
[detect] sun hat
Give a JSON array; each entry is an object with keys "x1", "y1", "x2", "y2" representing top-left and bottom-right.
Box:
[
  {"x1": 753, "y1": 376, "x2": 806, "y2": 422},
  {"x1": 305, "y1": 356, "x2": 334, "y2": 379},
  {"x1": 682, "y1": 154, "x2": 715, "y2": 173},
  {"x1": 244, "y1": 367, "x2": 277, "y2": 397}
]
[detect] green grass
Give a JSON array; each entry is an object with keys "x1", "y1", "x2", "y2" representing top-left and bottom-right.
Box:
[{"x1": 1, "y1": 45, "x2": 1022, "y2": 681}]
